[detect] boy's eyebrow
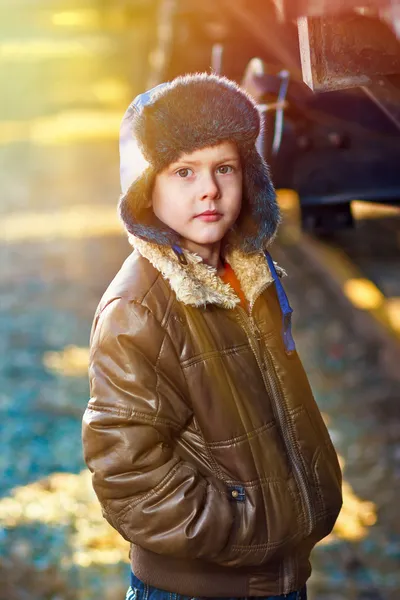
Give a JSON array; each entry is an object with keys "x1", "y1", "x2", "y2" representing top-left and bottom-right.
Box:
[{"x1": 171, "y1": 156, "x2": 240, "y2": 167}]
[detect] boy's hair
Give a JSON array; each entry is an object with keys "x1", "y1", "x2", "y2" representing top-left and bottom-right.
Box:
[{"x1": 118, "y1": 73, "x2": 281, "y2": 253}]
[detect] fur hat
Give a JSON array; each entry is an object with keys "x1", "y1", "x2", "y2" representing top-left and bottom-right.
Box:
[{"x1": 118, "y1": 73, "x2": 281, "y2": 253}]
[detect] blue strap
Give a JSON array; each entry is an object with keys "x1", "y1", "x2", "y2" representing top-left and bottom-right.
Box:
[{"x1": 264, "y1": 251, "x2": 296, "y2": 355}]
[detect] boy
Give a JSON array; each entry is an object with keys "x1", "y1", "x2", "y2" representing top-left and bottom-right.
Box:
[{"x1": 82, "y1": 73, "x2": 342, "y2": 600}]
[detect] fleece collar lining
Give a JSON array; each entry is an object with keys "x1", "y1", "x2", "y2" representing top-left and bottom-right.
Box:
[{"x1": 129, "y1": 235, "x2": 286, "y2": 309}]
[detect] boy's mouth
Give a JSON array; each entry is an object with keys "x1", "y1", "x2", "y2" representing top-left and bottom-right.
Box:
[{"x1": 195, "y1": 210, "x2": 222, "y2": 222}]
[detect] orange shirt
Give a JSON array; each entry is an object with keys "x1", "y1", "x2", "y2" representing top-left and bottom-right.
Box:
[{"x1": 220, "y1": 263, "x2": 248, "y2": 311}]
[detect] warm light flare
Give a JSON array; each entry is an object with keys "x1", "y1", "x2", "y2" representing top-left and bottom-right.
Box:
[
  {"x1": 0, "y1": 38, "x2": 110, "y2": 61},
  {"x1": 277, "y1": 189, "x2": 301, "y2": 213},
  {"x1": 92, "y1": 79, "x2": 131, "y2": 105},
  {"x1": 351, "y1": 200, "x2": 400, "y2": 220},
  {"x1": 0, "y1": 205, "x2": 122, "y2": 243},
  {"x1": 0, "y1": 472, "x2": 130, "y2": 566},
  {"x1": 320, "y1": 454, "x2": 378, "y2": 545},
  {"x1": 332, "y1": 479, "x2": 377, "y2": 542},
  {"x1": 0, "y1": 108, "x2": 122, "y2": 146},
  {"x1": 43, "y1": 346, "x2": 89, "y2": 376},
  {"x1": 51, "y1": 10, "x2": 100, "y2": 28},
  {"x1": 276, "y1": 189, "x2": 302, "y2": 244},
  {"x1": 343, "y1": 279, "x2": 385, "y2": 310},
  {"x1": 31, "y1": 110, "x2": 121, "y2": 145},
  {"x1": 385, "y1": 297, "x2": 400, "y2": 332}
]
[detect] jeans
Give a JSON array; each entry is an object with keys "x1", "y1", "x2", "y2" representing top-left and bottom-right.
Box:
[{"x1": 126, "y1": 571, "x2": 307, "y2": 600}]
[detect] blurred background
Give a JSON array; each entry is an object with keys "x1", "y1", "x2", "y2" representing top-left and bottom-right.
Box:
[{"x1": 0, "y1": 1, "x2": 399, "y2": 598}]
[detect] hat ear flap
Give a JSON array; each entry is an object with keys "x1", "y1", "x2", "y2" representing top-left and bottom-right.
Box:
[
  {"x1": 236, "y1": 148, "x2": 281, "y2": 253},
  {"x1": 118, "y1": 169, "x2": 178, "y2": 245}
]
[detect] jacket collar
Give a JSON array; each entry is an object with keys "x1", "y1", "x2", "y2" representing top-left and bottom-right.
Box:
[{"x1": 129, "y1": 234, "x2": 286, "y2": 309}]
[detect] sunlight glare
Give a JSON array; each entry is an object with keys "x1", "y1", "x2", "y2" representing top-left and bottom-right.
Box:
[
  {"x1": 43, "y1": 346, "x2": 89, "y2": 377},
  {"x1": 0, "y1": 205, "x2": 122, "y2": 243},
  {"x1": 344, "y1": 279, "x2": 385, "y2": 310}
]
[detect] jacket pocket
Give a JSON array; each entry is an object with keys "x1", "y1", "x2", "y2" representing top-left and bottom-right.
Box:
[
  {"x1": 262, "y1": 478, "x2": 302, "y2": 550},
  {"x1": 225, "y1": 479, "x2": 301, "y2": 563},
  {"x1": 305, "y1": 405, "x2": 342, "y2": 485},
  {"x1": 312, "y1": 446, "x2": 343, "y2": 521},
  {"x1": 290, "y1": 406, "x2": 342, "y2": 521}
]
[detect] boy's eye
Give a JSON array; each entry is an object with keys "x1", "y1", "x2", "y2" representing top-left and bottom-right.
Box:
[
  {"x1": 176, "y1": 168, "x2": 193, "y2": 178},
  {"x1": 217, "y1": 165, "x2": 233, "y2": 174}
]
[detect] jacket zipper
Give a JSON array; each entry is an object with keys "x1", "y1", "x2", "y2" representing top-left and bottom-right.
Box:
[{"x1": 236, "y1": 290, "x2": 316, "y2": 590}]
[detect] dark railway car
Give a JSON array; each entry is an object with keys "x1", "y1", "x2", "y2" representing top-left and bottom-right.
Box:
[{"x1": 156, "y1": 0, "x2": 400, "y2": 234}]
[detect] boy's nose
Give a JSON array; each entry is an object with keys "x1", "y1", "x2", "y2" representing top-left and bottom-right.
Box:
[{"x1": 200, "y1": 173, "x2": 220, "y2": 200}]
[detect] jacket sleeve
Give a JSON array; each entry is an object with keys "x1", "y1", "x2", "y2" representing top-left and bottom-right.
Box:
[{"x1": 82, "y1": 297, "x2": 240, "y2": 566}]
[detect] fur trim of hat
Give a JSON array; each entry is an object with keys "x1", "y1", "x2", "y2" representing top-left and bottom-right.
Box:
[{"x1": 118, "y1": 73, "x2": 281, "y2": 253}]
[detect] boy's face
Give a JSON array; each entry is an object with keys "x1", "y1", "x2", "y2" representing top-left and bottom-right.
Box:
[{"x1": 151, "y1": 141, "x2": 242, "y2": 248}]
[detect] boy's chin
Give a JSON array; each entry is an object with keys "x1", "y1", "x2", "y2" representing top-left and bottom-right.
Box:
[
  {"x1": 182, "y1": 233, "x2": 227, "y2": 247},
  {"x1": 179, "y1": 225, "x2": 234, "y2": 247}
]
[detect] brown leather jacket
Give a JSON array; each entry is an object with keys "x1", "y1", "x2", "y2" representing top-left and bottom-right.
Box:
[{"x1": 82, "y1": 236, "x2": 342, "y2": 597}]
